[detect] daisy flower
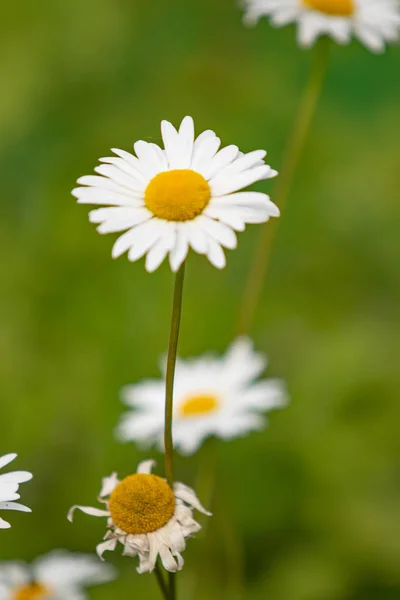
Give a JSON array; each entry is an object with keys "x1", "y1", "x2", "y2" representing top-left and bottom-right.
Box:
[
  {"x1": 72, "y1": 116, "x2": 279, "y2": 272},
  {"x1": 0, "y1": 550, "x2": 115, "y2": 600},
  {"x1": 243, "y1": 0, "x2": 400, "y2": 52},
  {"x1": 0, "y1": 454, "x2": 32, "y2": 530},
  {"x1": 68, "y1": 460, "x2": 211, "y2": 574},
  {"x1": 116, "y1": 337, "x2": 288, "y2": 456}
]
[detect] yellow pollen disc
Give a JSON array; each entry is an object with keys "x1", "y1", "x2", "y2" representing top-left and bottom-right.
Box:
[
  {"x1": 145, "y1": 169, "x2": 211, "y2": 222},
  {"x1": 13, "y1": 584, "x2": 50, "y2": 600},
  {"x1": 108, "y1": 473, "x2": 175, "y2": 535},
  {"x1": 303, "y1": 0, "x2": 354, "y2": 15},
  {"x1": 179, "y1": 394, "x2": 219, "y2": 418}
]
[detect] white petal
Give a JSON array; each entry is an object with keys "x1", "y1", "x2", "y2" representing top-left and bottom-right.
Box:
[
  {"x1": 94, "y1": 165, "x2": 145, "y2": 195},
  {"x1": 133, "y1": 141, "x2": 167, "y2": 179},
  {"x1": 0, "y1": 455, "x2": 17, "y2": 470},
  {"x1": 100, "y1": 153, "x2": 148, "y2": 184},
  {"x1": 206, "y1": 145, "x2": 240, "y2": 180},
  {"x1": 0, "y1": 471, "x2": 32, "y2": 484},
  {"x1": 0, "y1": 502, "x2": 31, "y2": 513},
  {"x1": 89, "y1": 207, "x2": 151, "y2": 234},
  {"x1": 203, "y1": 206, "x2": 246, "y2": 232},
  {"x1": 67, "y1": 506, "x2": 109, "y2": 522},
  {"x1": 184, "y1": 221, "x2": 209, "y2": 254},
  {"x1": 0, "y1": 518, "x2": 11, "y2": 529},
  {"x1": 136, "y1": 460, "x2": 156, "y2": 475},
  {"x1": 128, "y1": 221, "x2": 170, "y2": 263},
  {"x1": 145, "y1": 228, "x2": 176, "y2": 272},
  {"x1": 169, "y1": 227, "x2": 189, "y2": 272},
  {"x1": 195, "y1": 215, "x2": 237, "y2": 249},
  {"x1": 33, "y1": 551, "x2": 116, "y2": 587},
  {"x1": 111, "y1": 218, "x2": 160, "y2": 259},
  {"x1": 205, "y1": 238, "x2": 226, "y2": 269},
  {"x1": 173, "y1": 483, "x2": 212, "y2": 516},
  {"x1": 99, "y1": 473, "x2": 119, "y2": 498},
  {"x1": 210, "y1": 165, "x2": 274, "y2": 196},
  {"x1": 96, "y1": 539, "x2": 117, "y2": 560},
  {"x1": 73, "y1": 187, "x2": 143, "y2": 206}
]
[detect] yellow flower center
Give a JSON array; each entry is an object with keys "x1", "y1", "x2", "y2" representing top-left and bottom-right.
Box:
[
  {"x1": 302, "y1": 0, "x2": 354, "y2": 15},
  {"x1": 179, "y1": 394, "x2": 219, "y2": 418},
  {"x1": 13, "y1": 584, "x2": 51, "y2": 600},
  {"x1": 108, "y1": 473, "x2": 175, "y2": 535},
  {"x1": 144, "y1": 169, "x2": 211, "y2": 221}
]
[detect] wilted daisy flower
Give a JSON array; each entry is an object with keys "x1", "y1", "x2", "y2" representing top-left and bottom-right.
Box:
[
  {"x1": 68, "y1": 460, "x2": 211, "y2": 573},
  {"x1": 72, "y1": 116, "x2": 279, "y2": 271},
  {"x1": 116, "y1": 337, "x2": 288, "y2": 455},
  {"x1": 0, "y1": 454, "x2": 32, "y2": 529},
  {"x1": 0, "y1": 550, "x2": 115, "y2": 600},
  {"x1": 243, "y1": 0, "x2": 400, "y2": 52}
]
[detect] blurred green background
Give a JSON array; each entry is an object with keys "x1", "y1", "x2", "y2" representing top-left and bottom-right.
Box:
[{"x1": 1, "y1": 0, "x2": 400, "y2": 599}]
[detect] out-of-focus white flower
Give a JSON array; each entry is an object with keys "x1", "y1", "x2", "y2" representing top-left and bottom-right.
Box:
[
  {"x1": 243, "y1": 0, "x2": 400, "y2": 53},
  {"x1": 68, "y1": 460, "x2": 211, "y2": 574},
  {"x1": 73, "y1": 116, "x2": 279, "y2": 272},
  {"x1": 0, "y1": 550, "x2": 115, "y2": 600},
  {"x1": 0, "y1": 454, "x2": 32, "y2": 530},
  {"x1": 116, "y1": 337, "x2": 288, "y2": 455}
]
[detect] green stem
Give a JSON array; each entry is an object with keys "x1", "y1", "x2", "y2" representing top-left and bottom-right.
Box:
[
  {"x1": 169, "y1": 573, "x2": 176, "y2": 600},
  {"x1": 154, "y1": 563, "x2": 170, "y2": 600},
  {"x1": 164, "y1": 262, "x2": 186, "y2": 488},
  {"x1": 237, "y1": 38, "x2": 331, "y2": 335}
]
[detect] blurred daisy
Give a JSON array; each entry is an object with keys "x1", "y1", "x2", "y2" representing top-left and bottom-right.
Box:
[
  {"x1": 243, "y1": 0, "x2": 400, "y2": 52},
  {"x1": 0, "y1": 550, "x2": 115, "y2": 600},
  {"x1": 72, "y1": 116, "x2": 279, "y2": 272},
  {"x1": 0, "y1": 454, "x2": 32, "y2": 530},
  {"x1": 68, "y1": 460, "x2": 210, "y2": 574},
  {"x1": 116, "y1": 337, "x2": 288, "y2": 455}
]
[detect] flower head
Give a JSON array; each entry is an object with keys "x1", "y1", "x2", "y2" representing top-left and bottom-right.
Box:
[
  {"x1": 0, "y1": 454, "x2": 32, "y2": 530},
  {"x1": 243, "y1": 0, "x2": 400, "y2": 52},
  {"x1": 68, "y1": 461, "x2": 211, "y2": 574},
  {"x1": 0, "y1": 550, "x2": 115, "y2": 600},
  {"x1": 72, "y1": 116, "x2": 279, "y2": 271},
  {"x1": 116, "y1": 338, "x2": 288, "y2": 455}
]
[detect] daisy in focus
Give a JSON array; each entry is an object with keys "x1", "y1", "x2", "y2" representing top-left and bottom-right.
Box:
[
  {"x1": 72, "y1": 116, "x2": 279, "y2": 272},
  {"x1": 68, "y1": 460, "x2": 211, "y2": 574},
  {"x1": 0, "y1": 550, "x2": 115, "y2": 600},
  {"x1": 0, "y1": 454, "x2": 32, "y2": 529},
  {"x1": 243, "y1": 0, "x2": 400, "y2": 52},
  {"x1": 116, "y1": 337, "x2": 288, "y2": 455}
]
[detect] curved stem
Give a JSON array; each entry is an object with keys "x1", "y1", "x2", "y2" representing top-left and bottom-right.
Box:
[
  {"x1": 164, "y1": 262, "x2": 186, "y2": 488},
  {"x1": 154, "y1": 563, "x2": 170, "y2": 600},
  {"x1": 237, "y1": 38, "x2": 331, "y2": 335}
]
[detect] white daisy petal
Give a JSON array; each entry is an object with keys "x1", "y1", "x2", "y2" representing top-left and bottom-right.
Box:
[
  {"x1": 89, "y1": 207, "x2": 151, "y2": 234},
  {"x1": 195, "y1": 215, "x2": 237, "y2": 249},
  {"x1": 145, "y1": 228, "x2": 176, "y2": 272},
  {"x1": 97, "y1": 539, "x2": 117, "y2": 560},
  {"x1": 33, "y1": 551, "x2": 116, "y2": 588},
  {"x1": 206, "y1": 238, "x2": 226, "y2": 269},
  {"x1": 67, "y1": 506, "x2": 110, "y2": 522},
  {"x1": 0, "y1": 518, "x2": 11, "y2": 529},
  {"x1": 169, "y1": 227, "x2": 190, "y2": 272},
  {"x1": 128, "y1": 220, "x2": 170, "y2": 263},
  {"x1": 99, "y1": 473, "x2": 119, "y2": 498},
  {"x1": 136, "y1": 460, "x2": 156, "y2": 475},
  {"x1": 0, "y1": 455, "x2": 17, "y2": 470},
  {"x1": 0, "y1": 502, "x2": 31, "y2": 513}
]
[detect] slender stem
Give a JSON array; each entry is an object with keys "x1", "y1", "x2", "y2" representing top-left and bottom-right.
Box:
[
  {"x1": 237, "y1": 38, "x2": 331, "y2": 335},
  {"x1": 164, "y1": 262, "x2": 186, "y2": 488},
  {"x1": 169, "y1": 573, "x2": 176, "y2": 600},
  {"x1": 154, "y1": 563, "x2": 170, "y2": 600}
]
